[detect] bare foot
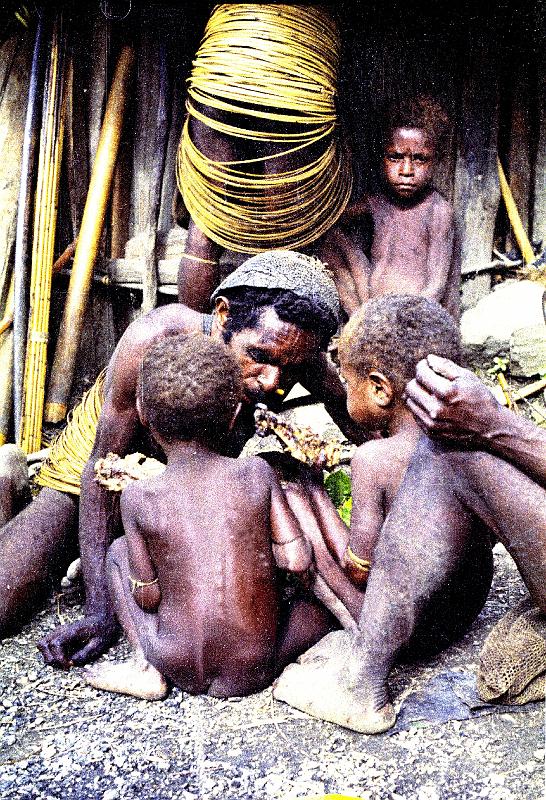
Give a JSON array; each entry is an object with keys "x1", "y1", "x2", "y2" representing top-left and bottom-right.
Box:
[
  {"x1": 273, "y1": 639, "x2": 396, "y2": 735},
  {"x1": 83, "y1": 658, "x2": 169, "y2": 700}
]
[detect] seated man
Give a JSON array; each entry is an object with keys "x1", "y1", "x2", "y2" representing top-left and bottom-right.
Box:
[
  {"x1": 0, "y1": 252, "x2": 358, "y2": 662},
  {"x1": 84, "y1": 333, "x2": 335, "y2": 700},
  {"x1": 317, "y1": 97, "x2": 458, "y2": 318},
  {"x1": 275, "y1": 348, "x2": 546, "y2": 733},
  {"x1": 275, "y1": 296, "x2": 493, "y2": 732}
]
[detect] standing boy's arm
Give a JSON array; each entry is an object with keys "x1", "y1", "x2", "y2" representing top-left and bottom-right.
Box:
[
  {"x1": 120, "y1": 486, "x2": 161, "y2": 612},
  {"x1": 422, "y1": 200, "x2": 455, "y2": 304}
]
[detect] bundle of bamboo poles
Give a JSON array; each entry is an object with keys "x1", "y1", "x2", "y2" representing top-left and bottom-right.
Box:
[
  {"x1": 19, "y1": 14, "x2": 66, "y2": 454},
  {"x1": 44, "y1": 44, "x2": 134, "y2": 423}
]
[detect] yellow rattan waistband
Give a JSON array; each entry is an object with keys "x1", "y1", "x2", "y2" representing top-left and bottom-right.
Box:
[{"x1": 35, "y1": 370, "x2": 106, "y2": 495}]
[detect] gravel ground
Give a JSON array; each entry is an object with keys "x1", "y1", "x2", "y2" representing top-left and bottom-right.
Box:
[
  {"x1": 1, "y1": 545, "x2": 544, "y2": 800},
  {"x1": 2, "y1": 402, "x2": 545, "y2": 800}
]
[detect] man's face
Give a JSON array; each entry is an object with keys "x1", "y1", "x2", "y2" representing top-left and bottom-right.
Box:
[
  {"x1": 227, "y1": 307, "x2": 320, "y2": 403},
  {"x1": 383, "y1": 127, "x2": 435, "y2": 201}
]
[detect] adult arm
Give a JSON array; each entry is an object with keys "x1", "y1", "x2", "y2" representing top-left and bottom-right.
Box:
[
  {"x1": 38, "y1": 352, "x2": 142, "y2": 667},
  {"x1": 406, "y1": 354, "x2": 546, "y2": 487}
]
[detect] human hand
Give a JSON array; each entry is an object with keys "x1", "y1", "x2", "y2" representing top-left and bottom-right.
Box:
[
  {"x1": 404, "y1": 354, "x2": 501, "y2": 445},
  {"x1": 37, "y1": 613, "x2": 119, "y2": 669}
]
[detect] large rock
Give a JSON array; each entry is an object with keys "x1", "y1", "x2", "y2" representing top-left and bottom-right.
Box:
[{"x1": 461, "y1": 280, "x2": 545, "y2": 369}]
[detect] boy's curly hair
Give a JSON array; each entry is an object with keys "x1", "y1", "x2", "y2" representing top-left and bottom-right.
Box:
[
  {"x1": 139, "y1": 333, "x2": 243, "y2": 445},
  {"x1": 382, "y1": 95, "x2": 450, "y2": 156},
  {"x1": 339, "y1": 295, "x2": 461, "y2": 396}
]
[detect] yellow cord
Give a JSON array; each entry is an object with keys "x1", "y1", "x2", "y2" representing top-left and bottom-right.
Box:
[
  {"x1": 35, "y1": 371, "x2": 106, "y2": 495},
  {"x1": 177, "y1": 4, "x2": 352, "y2": 253},
  {"x1": 346, "y1": 545, "x2": 371, "y2": 575}
]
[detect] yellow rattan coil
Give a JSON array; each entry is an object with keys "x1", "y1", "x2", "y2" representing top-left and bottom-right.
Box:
[
  {"x1": 35, "y1": 370, "x2": 106, "y2": 495},
  {"x1": 176, "y1": 4, "x2": 352, "y2": 254}
]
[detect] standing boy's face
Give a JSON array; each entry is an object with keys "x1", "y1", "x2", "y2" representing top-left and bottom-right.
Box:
[{"x1": 383, "y1": 127, "x2": 435, "y2": 200}]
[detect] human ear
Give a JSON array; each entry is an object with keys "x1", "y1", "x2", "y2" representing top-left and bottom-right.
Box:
[
  {"x1": 368, "y1": 371, "x2": 394, "y2": 407},
  {"x1": 214, "y1": 296, "x2": 230, "y2": 330}
]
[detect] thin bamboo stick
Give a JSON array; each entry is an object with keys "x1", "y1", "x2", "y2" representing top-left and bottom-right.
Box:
[
  {"x1": 19, "y1": 15, "x2": 66, "y2": 453},
  {"x1": 44, "y1": 45, "x2": 135, "y2": 423},
  {"x1": 497, "y1": 157, "x2": 535, "y2": 265},
  {"x1": 0, "y1": 275, "x2": 15, "y2": 445},
  {"x1": 13, "y1": 11, "x2": 47, "y2": 443}
]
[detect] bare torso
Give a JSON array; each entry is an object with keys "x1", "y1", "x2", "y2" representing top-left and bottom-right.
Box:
[
  {"x1": 121, "y1": 454, "x2": 281, "y2": 695},
  {"x1": 317, "y1": 189, "x2": 458, "y2": 317}
]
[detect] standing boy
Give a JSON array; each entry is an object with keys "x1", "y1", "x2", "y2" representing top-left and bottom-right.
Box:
[{"x1": 318, "y1": 98, "x2": 459, "y2": 317}]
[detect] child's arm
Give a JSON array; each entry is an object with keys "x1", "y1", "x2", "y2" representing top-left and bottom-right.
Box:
[
  {"x1": 120, "y1": 486, "x2": 161, "y2": 612},
  {"x1": 269, "y1": 475, "x2": 313, "y2": 576},
  {"x1": 318, "y1": 227, "x2": 371, "y2": 314},
  {"x1": 304, "y1": 445, "x2": 385, "y2": 589},
  {"x1": 422, "y1": 200, "x2": 455, "y2": 304}
]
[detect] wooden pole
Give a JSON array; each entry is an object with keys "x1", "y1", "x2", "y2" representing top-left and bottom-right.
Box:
[
  {"x1": 44, "y1": 45, "x2": 135, "y2": 423},
  {"x1": 19, "y1": 14, "x2": 66, "y2": 453},
  {"x1": 13, "y1": 12, "x2": 47, "y2": 443},
  {"x1": 497, "y1": 157, "x2": 535, "y2": 265},
  {"x1": 131, "y1": 13, "x2": 170, "y2": 314},
  {"x1": 453, "y1": 23, "x2": 500, "y2": 307}
]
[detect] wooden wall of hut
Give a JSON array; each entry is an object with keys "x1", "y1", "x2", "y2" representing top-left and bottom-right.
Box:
[{"x1": 0, "y1": 1, "x2": 543, "y2": 445}]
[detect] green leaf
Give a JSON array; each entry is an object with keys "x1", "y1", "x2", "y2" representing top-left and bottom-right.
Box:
[{"x1": 324, "y1": 469, "x2": 351, "y2": 507}]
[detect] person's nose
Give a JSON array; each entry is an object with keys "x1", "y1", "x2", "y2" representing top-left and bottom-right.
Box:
[
  {"x1": 258, "y1": 364, "x2": 281, "y2": 393},
  {"x1": 400, "y1": 156, "x2": 413, "y2": 176}
]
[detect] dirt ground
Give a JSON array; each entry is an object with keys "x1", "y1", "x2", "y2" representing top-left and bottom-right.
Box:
[
  {"x1": 1, "y1": 542, "x2": 544, "y2": 800},
  {"x1": 2, "y1": 398, "x2": 546, "y2": 800}
]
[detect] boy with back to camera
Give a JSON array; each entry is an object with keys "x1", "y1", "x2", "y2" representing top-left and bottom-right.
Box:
[
  {"x1": 84, "y1": 332, "x2": 337, "y2": 700},
  {"x1": 317, "y1": 98, "x2": 459, "y2": 318},
  {"x1": 275, "y1": 296, "x2": 493, "y2": 732}
]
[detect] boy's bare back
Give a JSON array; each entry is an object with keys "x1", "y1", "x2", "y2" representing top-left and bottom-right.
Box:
[{"x1": 121, "y1": 454, "x2": 282, "y2": 694}]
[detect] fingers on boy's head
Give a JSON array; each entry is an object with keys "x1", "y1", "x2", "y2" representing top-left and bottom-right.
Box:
[
  {"x1": 339, "y1": 295, "x2": 461, "y2": 397},
  {"x1": 139, "y1": 333, "x2": 243, "y2": 444}
]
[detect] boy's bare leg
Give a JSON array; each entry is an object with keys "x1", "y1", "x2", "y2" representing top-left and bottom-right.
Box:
[
  {"x1": 274, "y1": 436, "x2": 494, "y2": 733},
  {"x1": 84, "y1": 538, "x2": 168, "y2": 700},
  {"x1": 276, "y1": 593, "x2": 338, "y2": 673},
  {"x1": 0, "y1": 486, "x2": 78, "y2": 637}
]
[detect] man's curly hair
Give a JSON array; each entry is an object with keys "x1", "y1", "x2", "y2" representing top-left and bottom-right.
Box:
[
  {"x1": 221, "y1": 287, "x2": 337, "y2": 351},
  {"x1": 382, "y1": 95, "x2": 450, "y2": 156},
  {"x1": 339, "y1": 295, "x2": 462, "y2": 396},
  {"x1": 139, "y1": 333, "x2": 243, "y2": 445}
]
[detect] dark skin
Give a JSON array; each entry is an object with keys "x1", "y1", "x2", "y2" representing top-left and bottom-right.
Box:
[
  {"x1": 178, "y1": 106, "x2": 324, "y2": 312},
  {"x1": 274, "y1": 355, "x2": 546, "y2": 734},
  {"x1": 316, "y1": 127, "x2": 459, "y2": 318},
  {"x1": 33, "y1": 299, "x2": 359, "y2": 668},
  {"x1": 84, "y1": 426, "x2": 336, "y2": 700}
]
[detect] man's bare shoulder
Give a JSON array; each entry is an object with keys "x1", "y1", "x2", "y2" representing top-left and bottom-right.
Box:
[
  {"x1": 117, "y1": 304, "x2": 203, "y2": 354},
  {"x1": 105, "y1": 304, "x2": 204, "y2": 405}
]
